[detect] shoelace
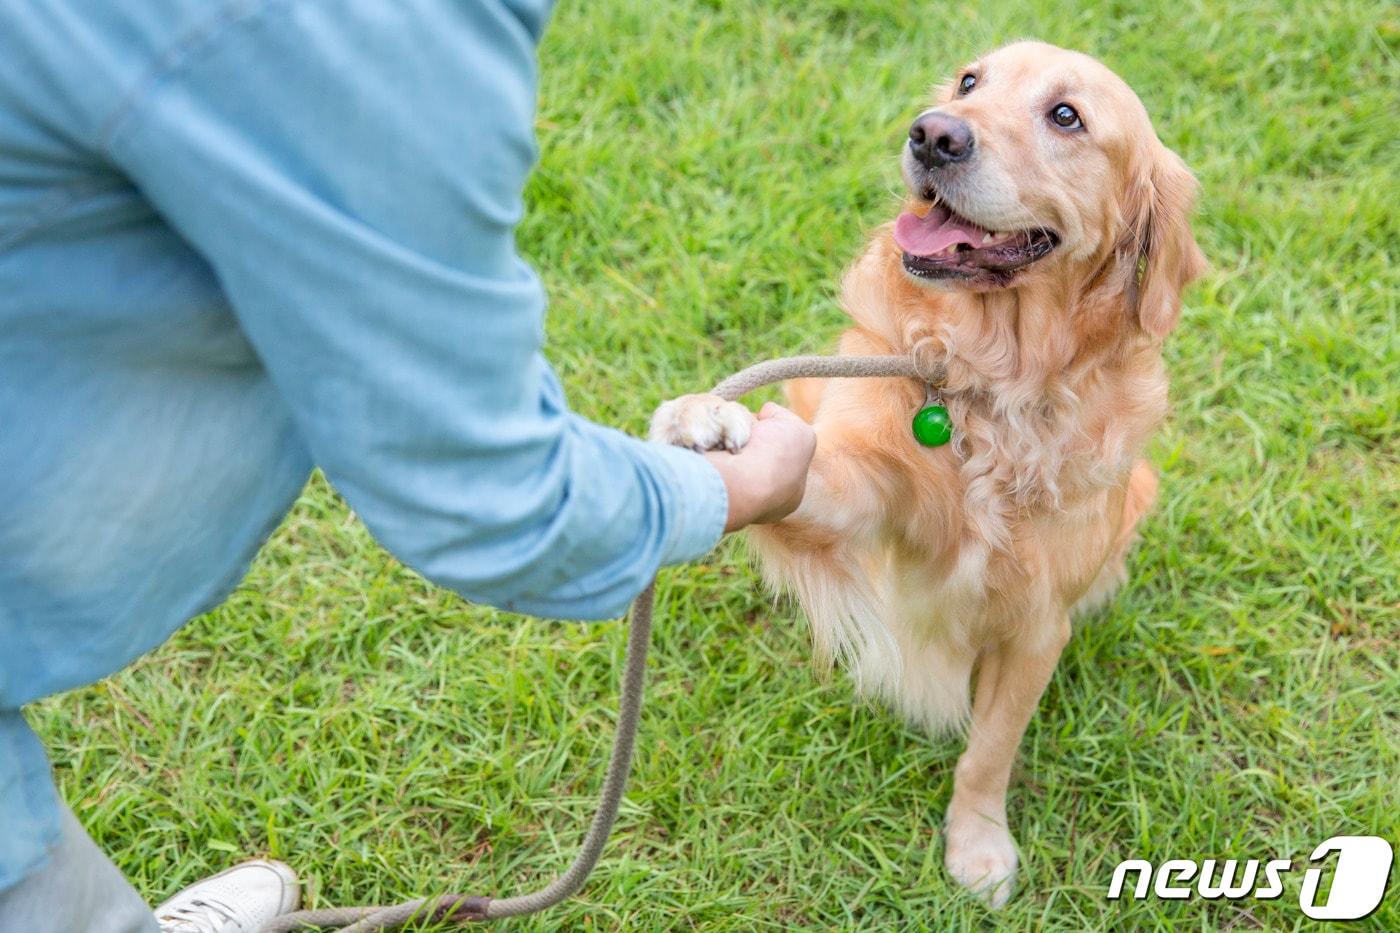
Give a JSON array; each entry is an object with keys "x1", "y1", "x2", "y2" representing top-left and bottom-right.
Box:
[{"x1": 158, "y1": 895, "x2": 243, "y2": 933}]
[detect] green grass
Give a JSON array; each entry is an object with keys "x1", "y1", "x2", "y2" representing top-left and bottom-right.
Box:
[{"x1": 31, "y1": 1, "x2": 1399, "y2": 929}]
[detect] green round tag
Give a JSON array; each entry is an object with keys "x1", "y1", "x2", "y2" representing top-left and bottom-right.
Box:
[{"x1": 911, "y1": 404, "x2": 953, "y2": 447}]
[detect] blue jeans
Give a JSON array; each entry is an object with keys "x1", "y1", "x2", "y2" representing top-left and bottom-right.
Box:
[{"x1": 0, "y1": 804, "x2": 156, "y2": 933}]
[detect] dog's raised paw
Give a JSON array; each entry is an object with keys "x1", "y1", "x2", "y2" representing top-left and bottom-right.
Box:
[
  {"x1": 649, "y1": 394, "x2": 754, "y2": 453},
  {"x1": 944, "y1": 813, "x2": 1018, "y2": 909}
]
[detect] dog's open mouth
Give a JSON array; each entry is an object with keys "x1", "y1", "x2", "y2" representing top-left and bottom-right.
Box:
[{"x1": 895, "y1": 204, "x2": 1058, "y2": 286}]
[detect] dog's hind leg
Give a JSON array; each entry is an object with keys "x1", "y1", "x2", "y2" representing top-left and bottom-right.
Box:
[{"x1": 1072, "y1": 459, "x2": 1158, "y2": 617}]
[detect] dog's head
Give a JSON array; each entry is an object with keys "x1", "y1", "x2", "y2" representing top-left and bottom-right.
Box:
[{"x1": 894, "y1": 41, "x2": 1205, "y2": 337}]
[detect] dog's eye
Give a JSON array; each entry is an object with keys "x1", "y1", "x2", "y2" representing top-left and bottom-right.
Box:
[
  {"x1": 957, "y1": 73, "x2": 976, "y2": 95},
  {"x1": 1049, "y1": 103, "x2": 1082, "y2": 129}
]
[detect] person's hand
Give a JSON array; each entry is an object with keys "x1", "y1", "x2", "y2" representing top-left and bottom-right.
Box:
[
  {"x1": 705, "y1": 403, "x2": 815, "y2": 531},
  {"x1": 649, "y1": 395, "x2": 816, "y2": 532}
]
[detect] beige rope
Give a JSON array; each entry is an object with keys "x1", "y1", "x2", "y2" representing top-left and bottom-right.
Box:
[{"x1": 257, "y1": 353, "x2": 936, "y2": 932}]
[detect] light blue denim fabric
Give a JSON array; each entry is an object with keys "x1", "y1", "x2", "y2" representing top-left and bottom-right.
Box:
[
  {"x1": 0, "y1": 0, "x2": 727, "y2": 890},
  {"x1": 0, "y1": 804, "x2": 158, "y2": 933}
]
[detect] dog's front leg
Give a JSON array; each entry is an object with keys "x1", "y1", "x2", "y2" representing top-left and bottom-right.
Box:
[{"x1": 943, "y1": 615, "x2": 1070, "y2": 908}]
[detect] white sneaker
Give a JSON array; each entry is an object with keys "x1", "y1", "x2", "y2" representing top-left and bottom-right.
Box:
[{"x1": 154, "y1": 859, "x2": 301, "y2": 933}]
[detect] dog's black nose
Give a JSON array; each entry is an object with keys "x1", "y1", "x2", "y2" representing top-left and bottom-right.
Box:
[{"x1": 908, "y1": 112, "x2": 974, "y2": 169}]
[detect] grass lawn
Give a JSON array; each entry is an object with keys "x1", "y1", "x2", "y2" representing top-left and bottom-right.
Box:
[{"x1": 30, "y1": 1, "x2": 1398, "y2": 929}]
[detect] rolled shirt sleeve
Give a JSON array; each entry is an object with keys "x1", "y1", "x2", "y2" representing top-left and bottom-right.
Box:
[{"x1": 102, "y1": 0, "x2": 727, "y2": 618}]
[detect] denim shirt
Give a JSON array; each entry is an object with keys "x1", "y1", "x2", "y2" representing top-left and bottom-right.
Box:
[{"x1": 0, "y1": 0, "x2": 727, "y2": 888}]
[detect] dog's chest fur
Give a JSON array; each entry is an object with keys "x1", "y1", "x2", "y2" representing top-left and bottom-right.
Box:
[
  {"x1": 901, "y1": 298, "x2": 1168, "y2": 563},
  {"x1": 865, "y1": 328, "x2": 1160, "y2": 644}
]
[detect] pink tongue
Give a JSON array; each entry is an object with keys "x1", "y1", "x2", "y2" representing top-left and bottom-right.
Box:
[{"x1": 894, "y1": 206, "x2": 990, "y2": 257}]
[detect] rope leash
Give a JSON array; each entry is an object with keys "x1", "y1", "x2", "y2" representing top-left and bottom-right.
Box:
[{"x1": 258, "y1": 353, "x2": 939, "y2": 932}]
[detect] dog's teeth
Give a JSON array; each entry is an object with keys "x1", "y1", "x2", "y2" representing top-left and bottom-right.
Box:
[{"x1": 981, "y1": 233, "x2": 994, "y2": 245}]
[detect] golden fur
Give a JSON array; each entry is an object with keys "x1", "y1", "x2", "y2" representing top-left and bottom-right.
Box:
[{"x1": 654, "y1": 40, "x2": 1204, "y2": 905}]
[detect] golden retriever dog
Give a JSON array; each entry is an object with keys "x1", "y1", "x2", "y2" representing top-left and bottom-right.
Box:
[{"x1": 651, "y1": 41, "x2": 1205, "y2": 906}]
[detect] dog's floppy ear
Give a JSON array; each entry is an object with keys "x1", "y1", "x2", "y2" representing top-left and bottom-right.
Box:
[{"x1": 1120, "y1": 146, "x2": 1207, "y2": 339}]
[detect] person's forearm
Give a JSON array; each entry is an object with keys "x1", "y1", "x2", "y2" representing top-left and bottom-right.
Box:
[{"x1": 381, "y1": 411, "x2": 728, "y2": 620}]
